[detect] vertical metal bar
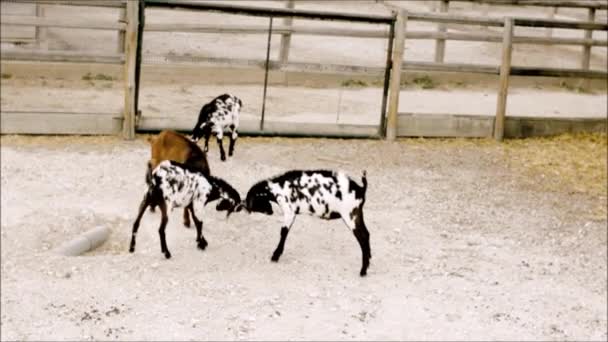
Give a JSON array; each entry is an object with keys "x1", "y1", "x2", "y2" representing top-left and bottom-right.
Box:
[
  {"x1": 379, "y1": 18, "x2": 396, "y2": 137},
  {"x1": 260, "y1": 16, "x2": 273, "y2": 131}
]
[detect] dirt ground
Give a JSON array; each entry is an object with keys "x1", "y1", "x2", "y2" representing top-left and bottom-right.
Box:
[{"x1": 1, "y1": 133, "x2": 606, "y2": 341}]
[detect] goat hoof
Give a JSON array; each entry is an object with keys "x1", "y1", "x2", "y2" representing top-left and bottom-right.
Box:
[
  {"x1": 183, "y1": 221, "x2": 191, "y2": 228},
  {"x1": 129, "y1": 247, "x2": 134, "y2": 253},
  {"x1": 221, "y1": 155, "x2": 226, "y2": 161},
  {"x1": 360, "y1": 269, "x2": 367, "y2": 277},
  {"x1": 164, "y1": 252, "x2": 172, "y2": 259},
  {"x1": 270, "y1": 254, "x2": 280, "y2": 262},
  {"x1": 198, "y1": 241, "x2": 207, "y2": 250}
]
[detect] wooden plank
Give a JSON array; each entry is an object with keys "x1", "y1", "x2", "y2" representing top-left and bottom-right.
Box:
[
  {"x1": 505, "y1": 116, "x2": 607, "y2": 138},
  {"x1": 143, "y1": 23, "x2": 606, "y2": 46},
  {"x1": 0, "y1": 112, "x2": 122, "y2": 135},
  {"x1": 142, "y1": 54, "x2": 607, "y2": 79},
  {"x1": 434, "y1": 0, "x2": 449, "y2": 63},
  {"x1": 513, "y1": 17, "x2": 607, "y2": 30},
  {"x1": 451, "y1": 0, "x2": 608, "y2": 10},
  {"x1": 408, "y1": 12, "x2": 504, "y2": 27},
  {"x1": 494, "y1": 17, "x2": 514, "y2": 142},
  {"x1": 396, "y1": 113, "x2": 607, "y2": 138},
  {"x1": 514, "y1": 35, "x2": 606, "y2": 46},
  {"x1": 7, "y1": 0, "x2": 126, "y2": 8},
  {"x1": 136, "y1": 117, "x2": 379, "y2": 138},
  {"x1": 397, "y1": 113, "x2": 494, "y2": 137},
  {"x1": 0, "y1": 50, "x2": 123, "y2": 64},
  {"x1": 0, "y1": 15, "x2": 126, "y2": 30},
  {"x1": 144, "y1": 0, "x2": 395, "y2": 24},
  {"x1": 403, "y1": 60, "x2": 499, "y2": 74},
  {"x1": 279, "y1": 0, "x2": 294, "y2": 65},
  {"x1": 123, "y1": 0, "x2": 139, "y2": 140},
  {"x1": 386, "y1": 10, "x2": 406, "y2": 141},
  {"x1": 509, "y1": 66, "x2": 607, "y2": 78}
]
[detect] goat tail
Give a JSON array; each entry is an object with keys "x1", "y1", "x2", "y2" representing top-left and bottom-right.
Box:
[{"x1": 361, "y1": 170, "x2": 368, "y2": 193}]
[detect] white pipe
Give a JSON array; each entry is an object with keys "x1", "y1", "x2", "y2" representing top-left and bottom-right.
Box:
[{"x1": 55, "y1": 225, "x2": 110, "y2": 256}]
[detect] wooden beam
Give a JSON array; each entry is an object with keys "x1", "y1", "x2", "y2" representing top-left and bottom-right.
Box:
[
  {"x1": 494, "y1": 17, "x2": 514, "y2": 142},
  {"x1": 123, "y1": 0, "x2": 139, "y2": 140},
  {"x1": 279, "y1": 0, "x2": 295, "y2": 65},
  {"x1": 386, "y1": 10, "x2": 406, "y2": 141},
  {"x1": 434, "y1": 0, "x2": 449, "y2": 63}
]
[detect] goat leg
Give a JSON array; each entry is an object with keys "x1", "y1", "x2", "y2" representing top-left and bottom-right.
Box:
[
  {"x1": 217, "y1": 136, "x2": 226, "y2": 161},
  {"x1": 228, "y1": 125, "x2": 237, "y2": 157},
  {"x1": 129, "y1": 192, "x2": 150, "y2": 253},
  {"x1": 189, "y1": 205, "x2": 208, "y2": 250},
  {"x1": 182, "y1": 207, "x2": 191, "y2": 228},
  {"x1": 158, "y1": 200, "x2": 171, "y2": 259}
]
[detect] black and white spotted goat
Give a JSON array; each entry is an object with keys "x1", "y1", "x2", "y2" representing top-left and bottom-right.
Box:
[
  {"x1": 130, "y1": 160, "x2": 243, "y2": 258},
  {"x1": 244, "y1": 170, "x2": 371, "y2": 276},
  {"x1": 191, "y1": 93, "x2": 242, "y2": 162}
]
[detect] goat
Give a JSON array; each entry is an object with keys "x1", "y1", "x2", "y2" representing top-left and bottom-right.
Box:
[
  {"x1": 146, "y1": 130, "x2": 211, "y2": 228},
  {"x1": 244, "y1": 170, "x2": 371, "y2": 276},
  {"x1": 191, "y1": 93, "x2": 242, "y2": 161},
  {"x1": 131, "y1": 160, "x2": 243, "y2": 259}
]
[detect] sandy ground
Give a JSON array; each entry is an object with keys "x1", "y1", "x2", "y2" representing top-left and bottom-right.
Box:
[{"x1": 0, "y1": 134, "x2": 606, "y2": 341}]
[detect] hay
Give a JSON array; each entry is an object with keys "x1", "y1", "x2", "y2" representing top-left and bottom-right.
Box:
[{"x1": 502, "y1": 133, "x2": 607, "y2": 219}]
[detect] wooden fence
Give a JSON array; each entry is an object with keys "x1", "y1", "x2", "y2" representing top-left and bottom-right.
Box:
[{"x1": 1, "y1": 0, "x2": 607, "y2": 140}]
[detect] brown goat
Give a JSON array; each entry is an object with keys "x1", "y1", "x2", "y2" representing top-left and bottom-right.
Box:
[{"x1": 146, "y1": 130, "x2": 211, "y2": 228}]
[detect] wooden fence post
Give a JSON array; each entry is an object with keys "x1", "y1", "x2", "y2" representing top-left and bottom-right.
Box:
[
  {"x1": 545, "y1": 6, "x2": 557, "y2": 37},
  {"x1": 35, "y1": 4, "x2": 48, "y2": 50},
  {"x1": 279, "y1": 0, "x2": 294, "y2": 64},
  {"x1": 118, "y1": 4, "x2": 126, "y2": 53},
  {"x1": 123, "y1": 0, "x2": 139, "y2": 140},
  {"x1": 494, "y1": 17, "x2": 514, "y2": 142},
  {"x1": 386, "y1": 10, "x2": 406, "y2": 141},
  {"x1": 581, "y1": 8, "x2": 595, "y2": 70},
  {"x1": 434, "y1": 0, "x2": 448, "y2": 63}
]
